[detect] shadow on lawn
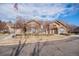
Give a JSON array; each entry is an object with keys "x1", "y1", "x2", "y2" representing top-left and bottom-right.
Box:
[
  {"x1": 30, "y1": 40, "x2": 48, "y2": 56},
  {"x1": 10, "y1": 39, "x2": 27, "y2": 56}
]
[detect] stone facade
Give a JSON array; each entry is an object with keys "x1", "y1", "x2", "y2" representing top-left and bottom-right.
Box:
[
  {"x1": 20, "y1": 20, "x2": 69, "y2": 34},
  {"x1": 6, "y1": 20, "x2": 70, "y2": 34}
]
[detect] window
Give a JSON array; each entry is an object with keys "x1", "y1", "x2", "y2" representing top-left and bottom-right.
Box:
[
  {"x1": 58, "y1": 28, "x2": 65, "y2": 34},
  {"x1": 31, "y1": 28, "x2": 36, "y2": 33}
]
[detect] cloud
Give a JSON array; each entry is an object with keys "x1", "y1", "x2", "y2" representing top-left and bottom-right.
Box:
[{"x1": 0, "y1": 3, "x2": 79, "y2": 21}]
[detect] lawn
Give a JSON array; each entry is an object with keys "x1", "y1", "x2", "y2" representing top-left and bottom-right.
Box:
[
  {"x1": 0, "y1": 34, "x2": 9, "y2": 40},
  {"x1": 0, "y1": 34, "x2": 69, "y2": 46}
]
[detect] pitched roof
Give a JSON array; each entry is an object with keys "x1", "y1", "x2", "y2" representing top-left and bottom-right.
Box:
[{"x1": 26, "y1": 19, "x2": 41, "y2": 25}]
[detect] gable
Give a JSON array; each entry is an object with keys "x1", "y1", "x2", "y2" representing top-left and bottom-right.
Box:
[{"x1": 26, "y1": 20, "x2": 41, "y2": 28}]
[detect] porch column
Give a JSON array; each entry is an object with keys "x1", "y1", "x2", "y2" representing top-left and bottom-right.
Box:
[
  {"x1": 53, "y1": 30, "x2": 54, "y2": 34},
  {"x1": 50, "y1": 30, "x2": 52, "y2": 34}
]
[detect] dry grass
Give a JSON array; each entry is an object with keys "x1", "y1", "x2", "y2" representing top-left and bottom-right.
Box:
[{"x1": 0, "y1": 34, "x2": 69, "y2": 46}]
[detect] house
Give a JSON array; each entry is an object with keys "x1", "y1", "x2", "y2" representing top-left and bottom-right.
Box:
[
  {"x1": 48, "y1": 20, "x2": 71, "y2": 34},
  {"x1": 0, "y1": 21, "x2": 9, "y2": 33},
  {"x1": 18, "y1": 20, "x2": 71, "y2": 34},
  {"x1": 70, "y1": 26, "x2": 79, "y2": 34},
  {"x1": 4, "y1": 19, "x2": 74, "y2": 35},
  {"x1": 25, "y1": 20, "x2": 41, "y2": 34}
]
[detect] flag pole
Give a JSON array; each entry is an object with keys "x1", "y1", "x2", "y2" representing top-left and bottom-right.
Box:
[{"x1": 14, "y1": 3, "x2": 18, "y2": 35}]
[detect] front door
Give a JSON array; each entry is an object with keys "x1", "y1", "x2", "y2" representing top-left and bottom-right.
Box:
[{"x1": 54, "y1": 28, "x2": 58, "y2": 34}]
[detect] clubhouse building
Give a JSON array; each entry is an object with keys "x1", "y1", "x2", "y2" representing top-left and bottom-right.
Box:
[{"x1": 0, "y1": 19, "x2": 78, "y2": 35}]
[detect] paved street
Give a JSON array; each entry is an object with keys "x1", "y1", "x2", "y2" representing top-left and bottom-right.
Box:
[{"x1": 0, "y1": 35, "x2": 79, "y2": 56}]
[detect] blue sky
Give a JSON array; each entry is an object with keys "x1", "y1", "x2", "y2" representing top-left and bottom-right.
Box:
[{"x1": 0, "y1": 3, "x2": 79, "y2": 26}]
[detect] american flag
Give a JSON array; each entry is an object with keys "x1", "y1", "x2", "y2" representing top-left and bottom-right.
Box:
[{"x1": 14, "y1": 3, "x2": 18, "y2": 11}]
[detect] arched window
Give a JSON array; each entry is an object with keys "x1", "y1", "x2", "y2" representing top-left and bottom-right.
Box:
[
  {"x1": 31, "y1": 27, "x2": 36, "y2": 33},
  {"x1": 58, "y1": 27, "x2": 65, "y2": 34}
]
